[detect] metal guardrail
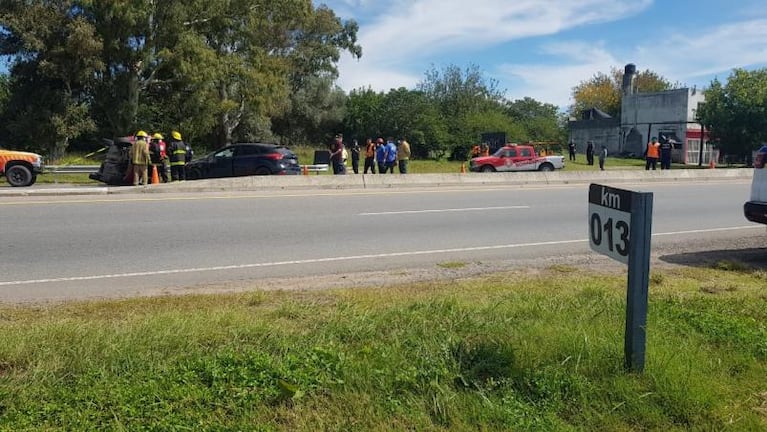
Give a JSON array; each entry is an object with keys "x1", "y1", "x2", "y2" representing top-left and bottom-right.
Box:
[
  {"x1": 46, "y1": 165, "x2": 99, "y2": 174},
  {"x1": 303, "y1": 164, "x2": 328, "y2": 173}
]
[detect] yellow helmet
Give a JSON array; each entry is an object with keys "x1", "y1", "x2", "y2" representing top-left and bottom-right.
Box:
[
  {"x1": 171, "y1": 131, "x2": 182, "y2": 141},
  {"x1": 152, "y1": 133, "x2": 163, "y2": 140},
  {"x1": 136, "y1": 130, "x2": 148, "y2": 138}
]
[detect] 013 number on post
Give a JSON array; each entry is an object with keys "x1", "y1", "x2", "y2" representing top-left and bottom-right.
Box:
[
  {"x1": 588, "y1": 184, "x2": 633, "y2": 264},
  {"x1": 589, "y1": 207, "x2": 630, "y2": 263}
]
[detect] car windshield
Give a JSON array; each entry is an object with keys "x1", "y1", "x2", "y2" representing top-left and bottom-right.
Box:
[{"x1": 492, "y1": 148, "x2": 506, "y2": 157}]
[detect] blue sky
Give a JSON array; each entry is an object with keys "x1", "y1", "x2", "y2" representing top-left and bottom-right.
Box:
[{"x1": 316, "y1": 0, "x2": 767, "y2": 108}]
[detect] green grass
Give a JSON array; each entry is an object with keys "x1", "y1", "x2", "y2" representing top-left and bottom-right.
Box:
[{"x1": 1, "y1": 267, "x2": 766, "y2": 430}]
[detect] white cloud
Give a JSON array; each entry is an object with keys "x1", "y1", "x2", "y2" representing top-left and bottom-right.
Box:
[
  {"x1": 334, "y1": 0, "x2": 653, "y2": 92},
  {"x1": 358, "y1": 0, "x2": 652, "y2": 61},
  {"x1": 635, "y1": 19, "x2": 767, "y2": 79},
  {"x1": 497, "y1": 18, "x2": 767, "y2": 109},
  {"x1": 332, "y1": 0, "x2": 767, "y2": 111},
  {"x1": 497, "y1": 42, "x2": 619, "y2": 107}
]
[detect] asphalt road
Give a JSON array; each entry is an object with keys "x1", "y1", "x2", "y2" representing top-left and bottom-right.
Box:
[{"x1": 1, "y1": 180, "x2": 764, "y2": 302}]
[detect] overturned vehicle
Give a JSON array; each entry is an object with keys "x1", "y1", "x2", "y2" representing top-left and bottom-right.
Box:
[{"x1": 89, "y1": 137, "x2": 134, "y2": 186}]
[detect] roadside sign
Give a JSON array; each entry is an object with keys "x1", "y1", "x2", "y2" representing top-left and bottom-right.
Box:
[
  {"x1": 588, "y1": 185, "x2": 632, "y2": 264},
  {"x1": 588, "y1": 184, "x2": 653, "y2": 372}
]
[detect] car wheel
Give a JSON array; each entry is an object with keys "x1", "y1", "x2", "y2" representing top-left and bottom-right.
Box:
[
  {"x1": 481, "y1": 165, "x2": 495, "y2": 173},
  {"x1": 6, "y1": 165, "x2": 33, "y2": 187},
  {"x1": 538, "y1": 163, "x2": 554, "y2": 172},
  {"x1": 255, "y1": 167, "x2": 271, "y2": 175}
]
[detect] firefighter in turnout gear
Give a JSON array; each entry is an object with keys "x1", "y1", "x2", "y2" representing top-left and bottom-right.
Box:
[
  {"x1": 150, "y1": 133, "x2": 169, "y2": 183},
  {"x1": 168, "y1": 130, "x2": 187, "y2": 181},
  {"x1": 131, "y1": 131, "x2": 151, "y2": 186}
]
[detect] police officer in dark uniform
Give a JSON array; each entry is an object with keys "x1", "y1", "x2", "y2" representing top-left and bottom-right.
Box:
[
  {"x1": 659, "y1": 135, "x2": 673, "y2": 170},
  {"x1": 586, "y1": 141, "x2": 595, "y2": 165}
]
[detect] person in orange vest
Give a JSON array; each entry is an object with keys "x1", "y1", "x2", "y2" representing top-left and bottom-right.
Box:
[
  {"x1": 645, "y1": 137, "x2": 660, "y2": 170},
  {"x1": 363, "y1": 138, "x2": 376, "y2": 174}
]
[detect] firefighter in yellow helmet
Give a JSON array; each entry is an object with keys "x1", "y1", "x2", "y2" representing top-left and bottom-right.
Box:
[
  {"x1": 168, "y1": 130, "x2": 188, "y2": 181},
  {"x1": 131, "y1": 131, "x2": 151, "y2": 186},
  {"x1": 150, "y1": 133, "x2": 169, "y2": 183}
]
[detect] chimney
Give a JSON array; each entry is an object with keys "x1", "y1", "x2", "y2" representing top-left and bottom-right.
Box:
[{"x1": 622, "y1": 63, "x2": 636, "y2": 96}]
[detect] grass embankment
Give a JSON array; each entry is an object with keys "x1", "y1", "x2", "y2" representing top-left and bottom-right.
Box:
[{"x1": 1, "y1": 266, "x2": 765, "y2": 430}]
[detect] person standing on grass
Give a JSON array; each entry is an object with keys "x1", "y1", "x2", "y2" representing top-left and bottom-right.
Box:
[
  {"x1": 376, "y1": 138, "x2": 387, "y2": 174},
  {"x1": 330, "y1": 133, "x2": 346, "y2": 175},
  {"x1": 645, "y1": 137, "x2": 660, "y2": 170},
  {"x1": 397, "y1": 139, "x2": 411, "y2": 174},
  {"x1": 364, "y1": 138, "x2": 376, "y2": 174},
  {"x1": 350, "y1": 139, "x2": 361, "y2": 174},
  {"x1": 586, "y1": 141, "x2": 595, "y2": 165},
  {"x1": 599, "y1": 145, "x2": 607, "y2": 171},
  {"x1": 568, "y1": 140, "x2": 576, "y2": 161},
  {"x1": 384, "y1": 137, "x2": 397, "y2": 174}
]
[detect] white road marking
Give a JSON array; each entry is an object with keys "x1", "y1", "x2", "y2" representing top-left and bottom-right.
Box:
[
  {"x1": 359, "y1": 205, "x2": 530, "y2": 216},
  {"x1": 652, "y1": 226, "x2": 761, "y2": 236},
  {"x1": 1, "y1": 225, "x2": 762, "y2": 287},
  {"x1": 0, "y1": 179, "x2": 750, "y2": 206}
]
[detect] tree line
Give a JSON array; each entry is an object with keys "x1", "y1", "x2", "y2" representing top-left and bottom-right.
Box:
[
  {"x1": 0, "y1": 2, "x2": 564, "y2": 161},
  {"x1": 1, "y1": 2, "x2": 763, "y2": 160},
  {"x1": 0, "y1": 0, "x2": 360, "y2": 159}
]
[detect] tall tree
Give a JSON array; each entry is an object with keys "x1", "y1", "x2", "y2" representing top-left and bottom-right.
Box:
[
  {"x1": 270, "y1": 3, "x2": 360, "y2": 146},
  {"x1": 418, "y1": 64, "x2": 505, "y2": 120},
  {"x1": 1, "y1": 0, "x2": 360, "y2": 151},
  {"x1": 271, "y1": 75, "x2": 347, "y2": 146},
  {"x1": 0, "y1": 0, "x2": 103, "y2": 157},
  {"x1": 0, "y1": 74, "x2": 9, "y2": 111},
  {"x1": 379, "y1": 88, "x2": 448, "y2": 159},
  {"x1": 343, "y1": 87, "x2": 386, "y2": 142},
  {"x1": 570, "y1": 67, "x2": 676, "y2": 118},
  {"x1": 417, "y1": 64, "x2": 506, "y2": 155},
  {"x1": 505, "y1": 97, "x2": 564, "y2": 142},
  {"x1": 697, "y1": 68, "x2": 767, "y2": 157},
  {"x1": 85, "y1": 0, "x2": 167, "y2": 136}
]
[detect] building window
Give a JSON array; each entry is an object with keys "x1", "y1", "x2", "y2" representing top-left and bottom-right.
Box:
[{"x1": 686, "y1": 139, "x2": 700, "y2": 164}]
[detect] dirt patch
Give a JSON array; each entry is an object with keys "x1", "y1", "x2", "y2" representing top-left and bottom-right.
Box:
[{"x1": 146, "y1": 234, "x2": 767, "y2": 299}]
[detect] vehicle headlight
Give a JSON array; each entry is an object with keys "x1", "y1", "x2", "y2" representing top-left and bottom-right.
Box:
[{"x1": 33, "y1": 156, "x2": 43, "y2": 168}]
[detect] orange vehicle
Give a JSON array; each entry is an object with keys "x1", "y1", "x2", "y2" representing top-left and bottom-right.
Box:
[{"x1": 0, "y1": 148, "x2": 44, "y2": 186}]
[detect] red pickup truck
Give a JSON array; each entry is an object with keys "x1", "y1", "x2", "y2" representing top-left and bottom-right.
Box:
[{"x1": 469, "y1": 145, "x2": 565, "y2": 172}]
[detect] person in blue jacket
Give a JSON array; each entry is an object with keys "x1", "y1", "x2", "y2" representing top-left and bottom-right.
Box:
[
  {"x1": 375, "y1": 138, "x2": 386, "y2": 174},
  {"x1": 384, "y1": 137, "x2": 397, "y2": 174}
]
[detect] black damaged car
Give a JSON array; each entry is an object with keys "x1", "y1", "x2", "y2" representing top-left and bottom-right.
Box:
[
  {"x1": 89, "y1": 137, "x2": 134, "y2": 186},
  {"x1": 186, "y1": 143, "x2": 300, "y2": 180}
]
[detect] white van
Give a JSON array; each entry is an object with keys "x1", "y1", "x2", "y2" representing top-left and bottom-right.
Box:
[{"x1": 744, "y1": 144, "x2": 767, "y2": 225}]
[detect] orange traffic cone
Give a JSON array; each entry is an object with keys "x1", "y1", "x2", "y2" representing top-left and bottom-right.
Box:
[
  {"x1": 709, "y1": 158, "x2": 715, "y2": 169},
  {"x1": 460, "y1": 162, "x2": 466, "y2": 174},
  {"x1": 302, "y1": 165, "x2": 309, "y2": 175},
  {"x1": 151, "y1": 165, "x2": 160, "y2": 184}
]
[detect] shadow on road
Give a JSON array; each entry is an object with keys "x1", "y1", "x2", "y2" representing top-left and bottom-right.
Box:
[{"x1": 659, "y1": 247, "x2": 767, "y2": 272}]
